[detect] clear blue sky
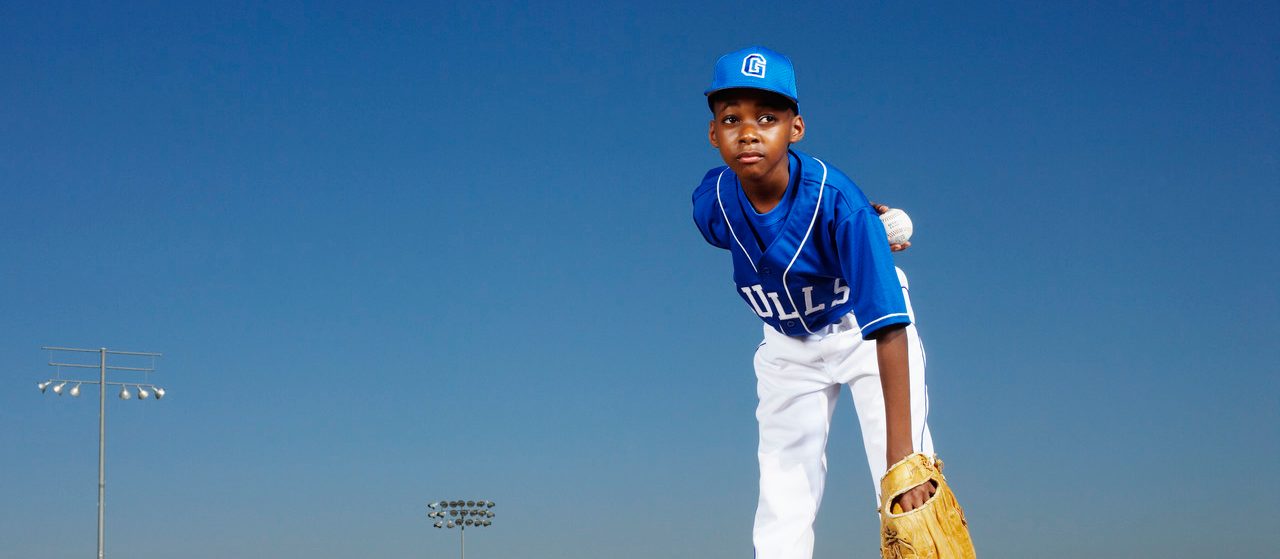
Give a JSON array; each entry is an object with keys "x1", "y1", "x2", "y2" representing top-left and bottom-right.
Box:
[{"x1": 2, "y1": 2, "x2": 1276, "y2": 558}]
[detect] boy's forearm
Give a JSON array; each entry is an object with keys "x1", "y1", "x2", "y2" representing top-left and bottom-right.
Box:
[{"x1": 875, "y1": 325, "x2": 914, "y2": 465}]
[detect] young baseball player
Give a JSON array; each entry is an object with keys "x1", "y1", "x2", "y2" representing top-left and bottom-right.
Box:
[{"x1": 691, "y1": 46, "x2": 947, "y2": 558}]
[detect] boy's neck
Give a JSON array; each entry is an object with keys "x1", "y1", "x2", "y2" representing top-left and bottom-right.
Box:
[{"x1": 739, "y1": 157, "x2": 791, "y2": 214}]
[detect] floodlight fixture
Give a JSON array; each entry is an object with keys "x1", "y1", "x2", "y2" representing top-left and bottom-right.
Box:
[
  {"x1": 33, "y1": 345, "x2": 165, "y2": 559},
  {"x1": 434, "y1": 521, "x2": 444, "y2": 528}
]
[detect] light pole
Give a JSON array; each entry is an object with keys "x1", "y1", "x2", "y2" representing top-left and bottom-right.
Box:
[
  {"x1": 35, "y1": 346, "x2": 166, "y2": 559},
  {"x1": 428, "y1": 499, "x2": 495, "y2": 559}
]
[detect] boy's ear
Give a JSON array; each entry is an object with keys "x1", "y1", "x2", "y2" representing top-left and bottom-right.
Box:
[
  {"x1": 708, "y1": 119, "x2": 721, "y2": 148},
  {"x1": 790, "y1": 114, "x2": 806, "y2": 143}
]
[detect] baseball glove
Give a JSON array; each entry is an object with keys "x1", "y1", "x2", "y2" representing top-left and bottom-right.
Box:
[{"x1": 879, "y1": 453, "x2": 976, "y2": 559}]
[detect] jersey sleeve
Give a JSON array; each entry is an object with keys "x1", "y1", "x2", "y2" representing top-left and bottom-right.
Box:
[
  {"x1": 691, "y1": 167, "x2": 731, "y2": 250},
  {"x1": 835, "y1": 206, "x2": 911, "y2": 339}
]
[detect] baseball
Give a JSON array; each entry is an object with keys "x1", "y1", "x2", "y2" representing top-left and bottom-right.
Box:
[{"x1": 880, "y1": 208, "x2": 913, "y2": 245}]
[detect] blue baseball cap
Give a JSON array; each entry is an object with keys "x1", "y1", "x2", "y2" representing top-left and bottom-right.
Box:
[{"x1": 704, "y1": 46, "x2": 798, "y2": 108}]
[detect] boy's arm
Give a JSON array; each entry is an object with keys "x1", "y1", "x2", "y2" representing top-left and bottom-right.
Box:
[
  {"x1": 692, "y1": 171, "x2": 732, "y2": 249},
  {"x1": 875, "y1": 324, "x2": 936, "y2": 512}
]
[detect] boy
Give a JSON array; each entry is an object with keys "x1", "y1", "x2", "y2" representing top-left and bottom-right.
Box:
[{"x1": 691, "y1": 46, "x2": 938, "y2": 558}]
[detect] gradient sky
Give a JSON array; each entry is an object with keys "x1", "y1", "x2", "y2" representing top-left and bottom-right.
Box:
[{"x1": 2, "y1": 2, "x2": 1276, "y2": 558}]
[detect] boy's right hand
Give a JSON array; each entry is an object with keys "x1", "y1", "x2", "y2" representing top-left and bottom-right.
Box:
[{"x1": 872, "y1": 203, "x2": 912, "y2": 252}]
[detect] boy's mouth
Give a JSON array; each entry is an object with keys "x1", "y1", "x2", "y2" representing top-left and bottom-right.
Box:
[{"x1": 737, "y1": 151, "x2": 765, "y2": 164}]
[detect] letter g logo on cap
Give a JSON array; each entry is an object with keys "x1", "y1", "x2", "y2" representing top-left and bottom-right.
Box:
[{"x1": 741, "y1": 53, "x2": 766, "y2": 78}]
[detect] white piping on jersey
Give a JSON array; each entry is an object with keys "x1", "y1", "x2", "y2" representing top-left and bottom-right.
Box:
[
  {"x1": 858, "y1": 312, "x2": 910, "y2": 335},
  {"x1": 714, "y1": 168, "x2": 758, "y2": 273},
  {"x1": 780, "y1": 157, "x2": 828, "y2": 335}
]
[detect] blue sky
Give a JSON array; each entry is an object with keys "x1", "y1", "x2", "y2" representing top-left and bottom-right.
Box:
[{"x1": 2, "y1": 2, "x2": 1276, "y2": 558}]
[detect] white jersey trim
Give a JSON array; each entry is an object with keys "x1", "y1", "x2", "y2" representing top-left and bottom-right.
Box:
[
  {"x1": 858, "y1": 312, "x2": 910, "y2": 335},
  {"x1": 714, "y1": 168, "x2": 758, "y2": 273},
  {"x1": 780, "y1": 157, "x2": 828, "y2": 335}
]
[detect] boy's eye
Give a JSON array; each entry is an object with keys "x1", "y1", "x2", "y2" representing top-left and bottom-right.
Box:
[
  {"x1": 721, "y1": 115, "x2": 739, "y2": 124},
  {"x1": 759, "y1": 114, "x2": 776, "y2": 123}
]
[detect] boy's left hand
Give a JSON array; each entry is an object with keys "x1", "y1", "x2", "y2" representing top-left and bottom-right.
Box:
[
  {"x1": 893, "y1": 480, "x2": 937, "y2": 512},
  {"x1": 872, "y1": 203, "x2": 912, "y2": 252}
]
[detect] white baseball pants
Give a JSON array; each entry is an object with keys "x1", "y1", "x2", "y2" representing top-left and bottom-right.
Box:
[{"x1": 751, "y1": 269, "x2": 932, "y2": 559}]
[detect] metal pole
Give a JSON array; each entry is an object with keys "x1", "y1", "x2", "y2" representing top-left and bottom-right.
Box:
[
  {"x1": 460, "y1": 525, "x2": 465, "y2": 559},
  {"x1": 98, "y1": 347, "x2": 106, "y2": 559},
  {"x1": 37, "y1": 346, "x2": 161, "y2": 559}
]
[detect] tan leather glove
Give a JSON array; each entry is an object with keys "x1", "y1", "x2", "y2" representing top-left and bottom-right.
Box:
[{"x1": 879, "y1": 453, "x2": 976, "y2": 559}]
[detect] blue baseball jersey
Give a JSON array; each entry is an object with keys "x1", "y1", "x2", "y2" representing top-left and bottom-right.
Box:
[{"x1": 692, "y1": 149, "x2": 910, "y2": 338}]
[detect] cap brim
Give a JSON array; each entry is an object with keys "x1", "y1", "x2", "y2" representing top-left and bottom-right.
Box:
[{"x1": 704, "y1": 85, "x2": 798, "y2": 105}]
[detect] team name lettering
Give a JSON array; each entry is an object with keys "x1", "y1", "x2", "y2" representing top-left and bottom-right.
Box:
[
  {"x1": 740, "y1": 285, "x2": 773, "y2": 317},
  {"x1": 801, "y1": 286, "x2": 825, "y2": 315},
  {"x1": 766, "y1": 292, "x2": 801, "y2": 320},
  {"x1": 741, "y1": 279, "x2": 850, "y2": 319}
]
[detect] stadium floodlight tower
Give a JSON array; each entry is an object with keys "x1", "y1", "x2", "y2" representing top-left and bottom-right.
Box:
[
  {"x1": 35, "y1": 346, "x2": 166, "y2": 559},
  {"x1": 427, "y1": 499, "x2": 495, "y2": 559}
]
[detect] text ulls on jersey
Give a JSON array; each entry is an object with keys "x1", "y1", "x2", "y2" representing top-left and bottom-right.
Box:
[{"x1": 740, "y1": 279, "x2": 852, "y2": 320}]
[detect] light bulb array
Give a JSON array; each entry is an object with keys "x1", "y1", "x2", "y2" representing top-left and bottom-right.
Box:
[
  {"x1": 427, "y1": 499, "x2": 496, "y2": 529},
  {"x1": 38, "y1": 380, "x2": 166, "y2": 401}
]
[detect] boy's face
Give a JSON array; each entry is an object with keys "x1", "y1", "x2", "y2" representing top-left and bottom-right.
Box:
[{"x1": 708, "y1": 89, "x2": 805, "y2": 186}]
